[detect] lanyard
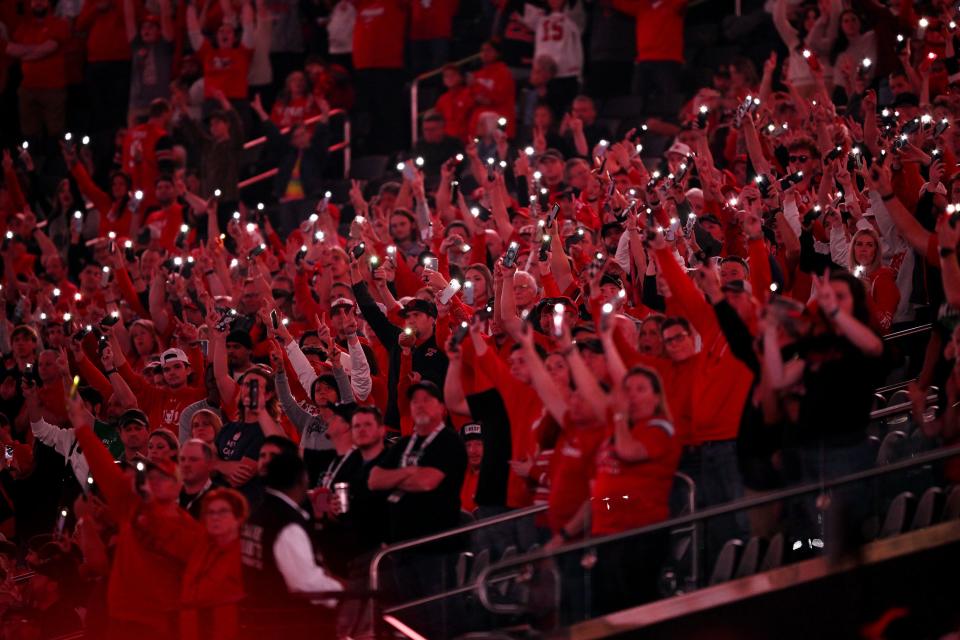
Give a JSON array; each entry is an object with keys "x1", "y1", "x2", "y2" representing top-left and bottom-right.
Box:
[
  {"x1": 400, "y1": 424, "x2": 444, "y2": 468},
  {"x1": 183, "y1": 479, "x2": 213, "y2": 512},
  {"x1": 320, "y1": 447, "x2": 356, "y2": 489}
]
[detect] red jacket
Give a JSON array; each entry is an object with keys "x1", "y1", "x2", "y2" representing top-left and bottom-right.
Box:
[
  {"x1": 76, "y1": 424, "x2": 195, "y2": 627},
  {"x1": 656, "y1": 245, "x2": 753, "y2": 444}
]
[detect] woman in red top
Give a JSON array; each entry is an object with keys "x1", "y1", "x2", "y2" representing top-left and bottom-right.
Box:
[
  {"x1": 271, "y1": 71, "x2": 320, "y2": 129},
  {"x1": 849, "y1": 228, "x2": 900, "y2": 334},
  {"x1": 590, "y1": 366, "x2": 678, "y2": 613}
]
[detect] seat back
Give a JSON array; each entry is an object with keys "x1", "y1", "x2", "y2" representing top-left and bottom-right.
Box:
[
  {"x1": 759, "y1": 533, "x2": 784, "y2": 572},
  {"x1": 879, "y1": 491, "x2": 915, "y2": 539},
  {"x1": 942, "y1": 486, "x2": 960, "y2": 521},
  {"x1": 708, "y1": 539, "x2": 743, "y2": 586},
  {"x1": 734, "y1": 537, "x2": 766, "y2": 579},
  {"x1": 910, "y1": 486, "x2": 944, "y2": 530},
  {"x1": 467, "y1": 549, "x2": 490, "y2": 583},
  {"x1": 876, "y1": 431, "x2": 906, "y2": 465}
]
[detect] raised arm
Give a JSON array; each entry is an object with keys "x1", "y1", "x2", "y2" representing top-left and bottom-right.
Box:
[{"x1": 123, "y1": 0, "x2": 138, "y2": 42}]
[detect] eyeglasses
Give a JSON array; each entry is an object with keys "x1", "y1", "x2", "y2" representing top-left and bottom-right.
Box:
[
  {"x1": 788, "y1": 155, "x2": 809, "y2": 163},
  {"x1": 663, "y1": 332, "x2": 690, "y2": 345}
]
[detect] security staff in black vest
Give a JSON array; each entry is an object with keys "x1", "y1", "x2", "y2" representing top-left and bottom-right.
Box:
[{"x1": 240, "y1": 451, "x2": 342, "y2": 637}]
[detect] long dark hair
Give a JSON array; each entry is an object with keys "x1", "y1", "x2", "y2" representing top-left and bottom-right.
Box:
[
  {"x1": 829, "y1": 10, "x2": 865, "y2": 64},
  {"x1": 827, "y1": 270, "x2": 872, "y2": 327}
]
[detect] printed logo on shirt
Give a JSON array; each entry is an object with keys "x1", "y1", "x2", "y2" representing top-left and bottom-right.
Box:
[
  {"x1": 221, "y1": 430, "x2": 243, "y2": 459},
  {"x1": 212, "y1": 55, "x2": 234, "y2": 70},
  {"x1": 240, "y1": 523, "x2": 263, "y2": 569},
  {"x1": 560, "y1": 443, "x2": 582, "y2": 459},
  {"x1": 359, "y1": 6, "x2": 385, "y2": 21}
]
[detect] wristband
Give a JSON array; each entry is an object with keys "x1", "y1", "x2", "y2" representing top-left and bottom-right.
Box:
[
  {"x1": 881, "y1": 193, "x2": 896, "y2": 201},
  {"x1": 558, "y1": 528, "x2": 572, "y2": 541},
  {"x1": 940, "y1": 246, "x2": 956, "y2": 258},
  {"x1": 204, "y1": 270, "x2": 215, "y2": 276},
  {"x1": 104, "y1": 369, "x2": 117, "y2": 376}
]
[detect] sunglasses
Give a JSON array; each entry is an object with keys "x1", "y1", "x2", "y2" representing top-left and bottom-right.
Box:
[
  {"x1": 663, "y1": 332, "x2": 690, "y2": 345},
  {"x1": 788, "y1": 155, "x2": 809, "y2": 163}
]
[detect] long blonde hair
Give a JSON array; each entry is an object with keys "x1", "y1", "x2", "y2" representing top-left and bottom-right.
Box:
[{"x1": 848, "y1": 227, "x2": 882, "y2": 274}]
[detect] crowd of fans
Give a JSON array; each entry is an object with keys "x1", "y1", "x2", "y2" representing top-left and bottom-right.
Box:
[{"x1": 1, "y1": 0, "x2": 960, "y2": 637}]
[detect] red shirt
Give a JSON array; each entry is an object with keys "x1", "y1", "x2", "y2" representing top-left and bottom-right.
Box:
[
  {"x1": 122, "y1": 121, "x2": 168, "y2": 203},
  {"x1": 469, "y1": 61, "x2": 516, "y2": 136},
  {"x1": 410, "y1": 0, "x2": 457, "y2": 40},
  {"x1": 613, "y1": 0, "x2": 685, "y2": 63},
  {"x1": 75, "y1": 425, "x2": 194, "y2": 627},
  {"x1": 591, "y1": 416, "x2": 679, "y2": 535},
  {"x1": 75, "y1": 0, "x2": 131, "y2": 62},
  {"x1": 435, "y1": 85, "x2": 474, "y2": 141},
  {"x1": 547, "y1": 418, "x2": 606, "y2": 534},
  {"x1": 270, "y1": 95, "x2": 320, "y2": 128},
  {"x1": 12, "y1": 15, "x2": 71, "y2": 89},
  {"x1": 117, "y1": 353, "x2": 206, "y2": 432},
  {"x1": 144, "y1": 202, "x2": 185, "y2": 253},
  {"x1": 352, "y1": 0, "x2": 406, "y2": 70},
  {"x1": 197, "y1": 40, "x2": 253, "y2": 99}
]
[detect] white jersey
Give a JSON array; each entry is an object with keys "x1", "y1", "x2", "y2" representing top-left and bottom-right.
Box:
[{"x1": 530, "y1": 11, "x2": 583, "y2": 79}]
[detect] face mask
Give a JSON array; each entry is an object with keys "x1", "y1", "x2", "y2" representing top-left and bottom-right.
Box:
[{"x1": 32, "y1": 7, "x2": 48, "y2": 17}]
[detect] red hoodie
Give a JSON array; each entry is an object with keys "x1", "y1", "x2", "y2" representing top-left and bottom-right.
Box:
[
  {"x1": 655, "y1": 245, "x2": 753, "y2": 443},
  {"x1": 76, "y1": 424, "x2": 195, "y2": 628}
]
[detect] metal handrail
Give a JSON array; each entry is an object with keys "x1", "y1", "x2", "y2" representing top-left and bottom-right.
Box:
[
  {"x1": 372, "y1": 394, "x2": 933, "y2": 630},
  {"x1": 239, "y1": 110, "x2": 352, "y2": 185},
  {"x1": 883, "y1": 323, "x2": 932, "y2": 341},
  {"x1": 474, "y1": 442, "x2": 960, "y2": 615},
  {"x1": 369, "y1": 393, "x2": 927, "y2": 596},
  {"x1": 243, "y1": 109, "x2": 346, "y2": 150},
  {"x1": 368, "y1": 503, "x2": 547, "y2": 594},
  {"x1": 410, "y1": 52, "x2": 483, "y2": 148}
]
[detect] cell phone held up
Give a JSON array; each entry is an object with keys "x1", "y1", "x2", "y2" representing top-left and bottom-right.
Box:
[{"x1": 502, "y1": 241, "x2": 520, "y2": 268}]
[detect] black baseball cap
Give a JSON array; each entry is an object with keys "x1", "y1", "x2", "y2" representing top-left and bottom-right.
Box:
[
  {"x1": 117, "y1": 409, "x2": 149, "y2": 429},
  {"x1": 406, "y1": 380, "x2": 443, "y2": 402},
  {"x1": 226, "y1": 330, "x2": 253, "y2": 350},
  {"x1": 461, "y1": 422, "x2": 483, "y2": 442},
  {"x1": 400, "y1": 299, "x2": 438, "y2": 318}
]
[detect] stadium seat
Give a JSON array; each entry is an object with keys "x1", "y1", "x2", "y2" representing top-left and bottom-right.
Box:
[
  {"x1": 942, "y1": 486, "x2": 960, "y2": 521},
  {"x1": 468, "y1": 549, "x2": 490, "y2": 583},
  {"x1": 734, "y1": 536, "x2": 766, "y2": 579},
  {"x1": 708, "y1": 539, "x2": 743, "y2": 586},
  {"x1": 759, "y1": 533, "x2": 785, "y2": 572},
  {"x1": 876, "y1": 431, "x2": 906, "y2": 465},
  {"x1": 887, "y1": 389, "x2": 911, "y2": 407},
  {"x1": 879, "y1": 492, "x2": 915, "y2": 539},
  {"x1": 910, "y1": 487, "x2": 944, "y2": 531},
  {"x1": 456, "y1": 552, "x2": 473, "y2": 587}
]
